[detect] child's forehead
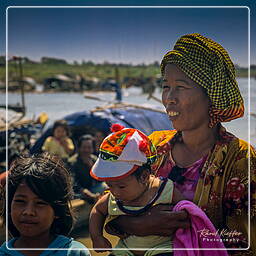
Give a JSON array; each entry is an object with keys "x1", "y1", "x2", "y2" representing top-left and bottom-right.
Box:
[
  {"x1": 14, "y1": 181, "x2": 39, "y2": 198},
  {"x1": 106, "y1": 175, "x2": 136, "y2": 185},
  {"x1": 54, "y1": 125, "x2": 66, "y2": 131}
]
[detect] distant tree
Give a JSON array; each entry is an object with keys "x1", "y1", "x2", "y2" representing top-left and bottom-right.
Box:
[
  {"x1": 86, "y1": 61, "x2": 94, "y2": 66},
  {"x1": 41, "y1": 57, "x2": 67, "y2": 64},
  {"x1": 250, "y1": 64, "x2": 256, "y2": 69},
  {"x1": 153, "y1": 61, "x2": 160, "y2": 67},
  {"x1": 23, "y1": 57, "x2": 38, "y2": 64},
  {"x1": 0, "y1": 56, "x2": 5, "y2": 66}
]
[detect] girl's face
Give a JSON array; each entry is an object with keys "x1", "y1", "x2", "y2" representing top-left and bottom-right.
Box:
[
  {"x1": 11, "y1": 182, "x2": 56, "y2": 239},
  {"x1": 106, "y1": 174, "x2": 147, "y2": 203},
  {"x1": 53, "y1": 126, "x2": 67, "y2": 139}
]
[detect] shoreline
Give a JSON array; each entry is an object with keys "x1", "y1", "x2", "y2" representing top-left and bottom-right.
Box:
[{"x1": 0, "y1": 89, "x2": 118, "y2": 95}]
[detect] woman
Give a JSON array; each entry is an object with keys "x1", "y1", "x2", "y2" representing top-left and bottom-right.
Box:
[
  {"x1": 105, "y1": 33, "x2": 256, "y2": 255},
  {"x1": 69, "y1": 134, "x2": 105, "y2": 202}
]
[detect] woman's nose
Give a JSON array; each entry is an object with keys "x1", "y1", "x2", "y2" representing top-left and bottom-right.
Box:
[{"x1": 165, "y1": 88, "x2": 177, "y2": 104}]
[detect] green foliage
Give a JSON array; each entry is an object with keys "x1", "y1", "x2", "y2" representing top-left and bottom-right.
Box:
[{"x1": 0, "y1": 57, "x2": 255, "y2": 84}]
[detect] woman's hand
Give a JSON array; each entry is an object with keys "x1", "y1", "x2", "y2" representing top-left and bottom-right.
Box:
[
  {"x1": 92, "y1": 235, "x2": 112, "y2": 252},
  {"x1": 105, "y1": 204, "x2": 190, "y2": 237}
]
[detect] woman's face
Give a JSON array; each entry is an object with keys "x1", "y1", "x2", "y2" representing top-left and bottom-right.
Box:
[
  {"x1": 162, "y1": 64, "x2": 210, "y2": 132},
  {"x1": 11, "y1": 182, "x2": 55, "y2": 239},
  {"x1": 79, "y1": 139, "x2": 94, "y2": 156}
]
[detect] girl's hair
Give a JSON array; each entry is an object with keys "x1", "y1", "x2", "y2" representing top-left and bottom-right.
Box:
[
  {"x1": 52, "y1": 119, "x2": 70, "y2": 137},
  {"x1": 6, "y1": 152, "x2": 74, "y2": 237}
]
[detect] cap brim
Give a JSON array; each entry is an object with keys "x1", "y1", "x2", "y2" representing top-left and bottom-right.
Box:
[{"x1": 90, "y1": 157, "x2": 139, "y2": 181}]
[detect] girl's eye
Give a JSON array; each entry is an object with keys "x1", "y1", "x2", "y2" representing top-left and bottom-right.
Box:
[
  {"x1": 36, "y1": 201, "x2": 48, "y2": 205},
  {"x1": 13, "y1": 199, "x2": 25, "y2": 204},
  {"x1": 118, "y1": 186, "x2": 125, "y2": 189}
]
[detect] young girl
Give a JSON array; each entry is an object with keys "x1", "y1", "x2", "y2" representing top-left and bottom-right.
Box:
[
  {"x1": 89, "y1": 124, "x2": 184, "y2": 256},
  {"x1": 0, "y1": 153, "x2": 90, "y2": 256},
  {"x1": 42, "y1": 120, "x2": 74, "y2": 160}
]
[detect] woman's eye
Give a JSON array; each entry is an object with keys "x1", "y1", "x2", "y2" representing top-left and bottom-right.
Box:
[
  {"x1": 119, "y1": 186, "x2": 125, "y2": 189},
  {"x1": 177, "y1": 86, "x2": 185, "y2": 89}
]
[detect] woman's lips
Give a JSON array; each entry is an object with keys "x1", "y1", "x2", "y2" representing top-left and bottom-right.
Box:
[
  {"x1": 167, "y1": 111, "x2": 180, "y2": 117},
  {"x1": 167, "y1": 111, "x2": 180, "y2": 121}
]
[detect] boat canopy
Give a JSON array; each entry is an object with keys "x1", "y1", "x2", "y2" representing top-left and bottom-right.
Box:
[{"x1": 30, "y1": 103, "x2": 173, "y2": 154}]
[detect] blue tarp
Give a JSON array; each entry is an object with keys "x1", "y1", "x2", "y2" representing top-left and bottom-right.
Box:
[{"x1": 30, "y1": 106, "x2": 173, "y2": 154}]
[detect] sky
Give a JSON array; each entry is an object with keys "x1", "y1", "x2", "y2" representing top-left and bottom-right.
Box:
[{"x1": 1, "y1": 0, "x2": 256, "y2": 67}]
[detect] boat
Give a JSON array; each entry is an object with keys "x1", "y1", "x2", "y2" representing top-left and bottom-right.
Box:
[
  {"x1": 30, "y1": 102, "x2": 172, "y2": 154},
  {"x1": 0, "y1": 110, "x2": 48, "y2": 172}
]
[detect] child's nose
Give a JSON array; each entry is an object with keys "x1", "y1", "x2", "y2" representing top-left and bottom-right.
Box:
[
  {"x1": 22, "y1": 203, "x2": 36, "y2": 216},
  {"x1": 111, "y1": 188, "x2": 120, "y2": 198}
]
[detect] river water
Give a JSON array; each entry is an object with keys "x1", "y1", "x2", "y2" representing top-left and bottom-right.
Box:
[{"x1": 1, "y1": 78, "x2": 256, "y2": 146}]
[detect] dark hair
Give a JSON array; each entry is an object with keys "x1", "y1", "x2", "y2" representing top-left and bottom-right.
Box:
[
  {"x1": 77, "y1": 134, "x2": 95, "y2": 149},
  {"x1": 132, "y1": 164, "x2": 152, "y2": 180},
  {"x1": 52, "y1": 119, "x2": 70, "y2": 137},
  {"x1": 5, "y1": 153, "x2": 74, "y2": 237}
]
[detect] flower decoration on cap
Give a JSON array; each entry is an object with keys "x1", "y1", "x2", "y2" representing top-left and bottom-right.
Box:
[
  {"x1": 90, "y1": 126, "x2": 157, "y2": 181},
  {"x1": 139, "y1": 140, "x2": 148, "y2": 153},
  {"x1": 110, "y1": 123, "x2": 125, "y2": 133}
]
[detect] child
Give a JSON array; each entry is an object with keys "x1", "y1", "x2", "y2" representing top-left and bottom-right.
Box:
[
  {"x1": 0, "y1": 153, "x2": 90, "y2": 256},
  {"x1": 89, "y1": 124, "x2": 184, "y2": 256},
  {"x1": 42, "y1": 120, "x2": 74, "y2": 160}
]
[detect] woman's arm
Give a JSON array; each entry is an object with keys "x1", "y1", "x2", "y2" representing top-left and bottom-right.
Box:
[
  {"x1": 89, "y1": 193, "x2": 112, "y2": 252},
  {"x1": 105, "y1": 204, "x2": 190, "y2": 237}
]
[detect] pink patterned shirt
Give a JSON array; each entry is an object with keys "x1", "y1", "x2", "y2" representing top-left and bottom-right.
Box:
[{"x1": 156, "y1": 153, "x2": 207, "y2": 201}]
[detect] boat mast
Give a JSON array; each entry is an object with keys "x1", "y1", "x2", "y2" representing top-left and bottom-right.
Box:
[{"x1": 14, "y1": 56, "x2": 26, "y2": 116}]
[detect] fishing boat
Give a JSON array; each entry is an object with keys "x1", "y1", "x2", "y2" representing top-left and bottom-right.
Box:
[{"x1": 0, "y1": 109, "x2": 48, "y2": 172}]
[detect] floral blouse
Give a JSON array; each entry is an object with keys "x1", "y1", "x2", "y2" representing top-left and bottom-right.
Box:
[
  {"x1": 149, "y1": 126, "x2": 256, "y2": 255},
  {"x1": 157, "y1": 152, "x2": 207, "y2": 201}
]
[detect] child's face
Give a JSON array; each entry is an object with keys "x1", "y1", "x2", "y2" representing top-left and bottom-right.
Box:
[
  {"x1": 106, "y1": 174, "x2": 147, "y2": 203},
  {"x1": 53, "y1": 126, "x2": 67, "y2": 139},
  {"x1": 11, "y1": 182, "x2": 56, "y2": 238}
]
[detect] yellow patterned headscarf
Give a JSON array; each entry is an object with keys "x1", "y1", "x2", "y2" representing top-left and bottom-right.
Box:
[{"x1": 161, "y1": 33, "x2": 244, "y2": 127}]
